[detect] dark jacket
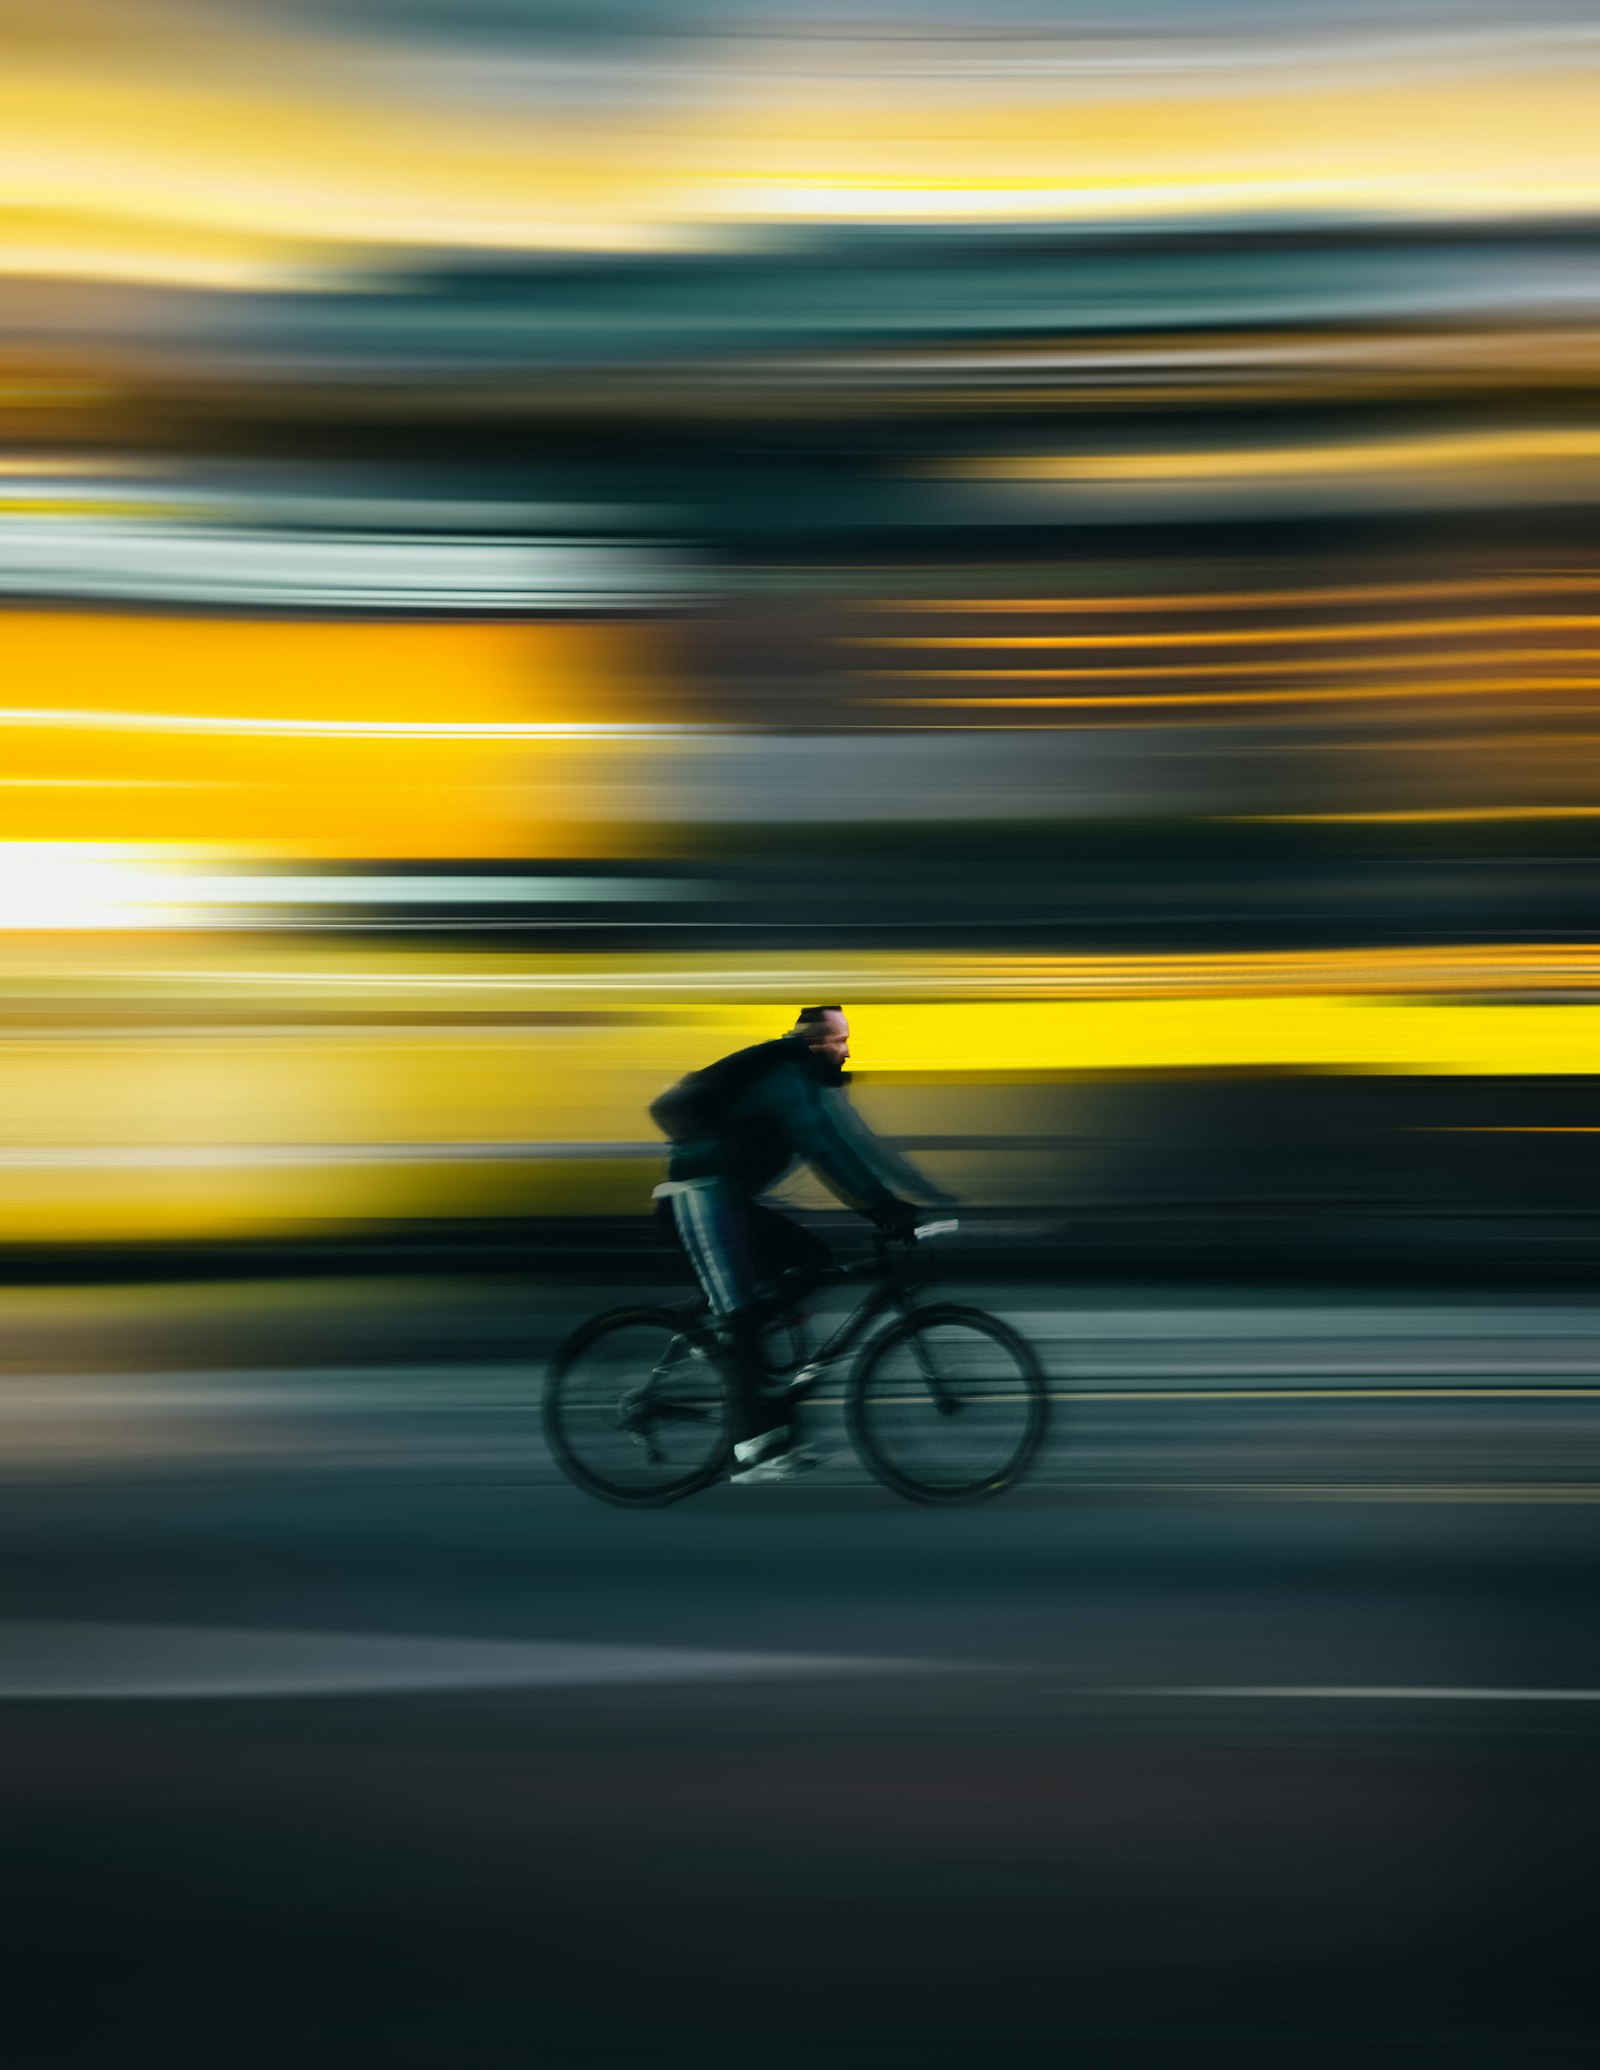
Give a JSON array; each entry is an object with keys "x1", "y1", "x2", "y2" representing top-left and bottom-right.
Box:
[{"x1": 663, "y1": 1036, "x2": 909, "y2": 1212}]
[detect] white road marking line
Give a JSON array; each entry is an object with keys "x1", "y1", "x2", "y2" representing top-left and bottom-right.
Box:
[
  {"x1": 0, "y1": 1623, "x2": 937, "y2": 1703},
  {"x1": 1125, "y1": 1686, "x2": 1600, "y2": 1702}
]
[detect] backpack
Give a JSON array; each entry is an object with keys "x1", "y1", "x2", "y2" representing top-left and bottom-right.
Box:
[{"x1": 647, "y1": 1040, "x2": 789, "y2": 1143}]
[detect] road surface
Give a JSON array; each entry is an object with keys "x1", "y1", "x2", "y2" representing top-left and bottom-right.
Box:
[{"x1": 4, "y1": 1277, "x2": 1599, "y2": 2067}]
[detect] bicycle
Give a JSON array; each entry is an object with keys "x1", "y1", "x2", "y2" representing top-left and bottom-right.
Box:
[{"x1": 542, "y1": 1219, "x2": 1049, "y2": 1507}]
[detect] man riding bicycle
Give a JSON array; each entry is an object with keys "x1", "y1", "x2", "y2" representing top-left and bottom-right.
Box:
[{"x1": 650, "y1": 1006, "x2": 949, "y2": 1483}]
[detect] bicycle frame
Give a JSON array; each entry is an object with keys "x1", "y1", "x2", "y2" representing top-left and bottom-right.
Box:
[
  {"x1": 647, "y1": 1222, "x2": 960, "y2": 1423},
  {"x1": 782, "y1": 1257, "x2": 914, "y2": 1403},
  {"x1": 775, "y1": 1224, "x2": 961, "y2": 1405}
]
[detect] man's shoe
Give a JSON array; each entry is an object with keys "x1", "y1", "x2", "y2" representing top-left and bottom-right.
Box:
[
  {"x1": 781, "y1": 1354, "x2": 840, "y2": 1399},
  {"x1": 729, "y1": 1427, "x2": 817, "y2": 1484},
  {"x1": 730, "y1": 1444, "x2": 818, "y2": 1484}
]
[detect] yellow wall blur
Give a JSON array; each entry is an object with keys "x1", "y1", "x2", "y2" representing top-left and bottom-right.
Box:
[
  {"x1": 3, "y1": 611, "x2": 666, "y2": 856},
  {"x1": 9, "y1": 951, "x2": 1600, "y2": 1242}
]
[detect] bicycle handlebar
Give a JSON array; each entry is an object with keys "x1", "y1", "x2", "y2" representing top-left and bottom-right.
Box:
[{"x1": 867, "y1": 1217, "x2": 958, "y2": 1267}]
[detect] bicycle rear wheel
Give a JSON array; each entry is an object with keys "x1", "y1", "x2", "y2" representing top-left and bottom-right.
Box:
[
  {"x1": 543, "y1": 1308, "x2": 732, "y2": 1507},
  {"x1": 847, "y1": 1304, "x2": 1048, "y2": 1503}
]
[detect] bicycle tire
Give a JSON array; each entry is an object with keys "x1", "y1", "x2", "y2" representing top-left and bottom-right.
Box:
[
  {"x1": 846, "y1": 1303, "x2": 1048, "y2": 1504},
  {"x1": 543, "y1": 1306, "x2": 732, "y2": 1508}
]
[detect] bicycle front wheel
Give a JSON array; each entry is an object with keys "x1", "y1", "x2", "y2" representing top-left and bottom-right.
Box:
[
  {"x1": 543, "y1": 1308, "x2": 732, "y2": 1507},
  {"x1": 847, "y1": 1304, "x2": 1048, "y2": 1503}
]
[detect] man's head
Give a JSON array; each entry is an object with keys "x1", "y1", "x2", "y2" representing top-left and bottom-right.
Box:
[{"x1": 792, "y1": 1004, "x2": 850, "y2": 1077}]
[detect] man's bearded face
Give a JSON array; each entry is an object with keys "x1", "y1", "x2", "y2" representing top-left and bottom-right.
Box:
[{"x1": 807, "y1": 1011, "x2": 851, "y2": 1083}]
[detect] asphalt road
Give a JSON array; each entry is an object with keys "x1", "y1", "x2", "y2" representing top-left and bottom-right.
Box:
[{"x1": 4, "y1": 1278, "x2": 1600, "y2": 2068}]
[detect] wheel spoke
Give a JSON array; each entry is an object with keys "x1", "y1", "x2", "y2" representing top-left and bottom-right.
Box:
[
  {"x1": 850, "y1": 1313, "x2": 1046, "y2": 1501},
  {"x1": 545, "y1": 1314, "x2": 730, "y2": 1506}
]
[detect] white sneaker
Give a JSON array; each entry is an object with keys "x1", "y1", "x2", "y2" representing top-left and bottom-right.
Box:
[{"x1": 729, "y1": 1428, "x2": 817, "y2": 1484}]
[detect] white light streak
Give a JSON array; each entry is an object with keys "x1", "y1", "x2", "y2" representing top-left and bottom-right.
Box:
[
  {"x1": 0, "y1": 1624, "x2": 932, "y2": 1702},
  {"x1": 160, "y1": 874, "x2": 705, "y2": 906},
  {"x1": 0, "y1": 709, "x2": 697, "y2": 741},
  {"x1": 0, "y1": 523, "x2": 688, "y2": 611},
  {"x1": 0, "y1": 844, "x2": 201, "y2": 930}
]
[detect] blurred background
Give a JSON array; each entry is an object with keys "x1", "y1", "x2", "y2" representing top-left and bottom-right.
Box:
[
  {"x1": 6, "y1": 0, "x2": 1600, "y2": 1271},
  {"x1": 6, "y1": 5, "x2": 1600, "y2": 2067}
]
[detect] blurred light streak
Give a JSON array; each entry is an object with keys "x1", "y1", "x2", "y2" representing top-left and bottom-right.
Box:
[
  {"x1": 0, "y1": 856, "x2": 705, "y2": 928},
  {"x1": 0, "y1": 500, "x2": 200, "y2": 521},
  {"x1": 18, "y1": 942, "x2": 1600, "y2": 1001},
  {"x1": 13, "y1": 990, "x2": 1600, "y2": 1240},
  {"x1": 857, "y1": 652, "x2": 1600, "y2": 678},
  {"x1": 1, "y1": 708, "x2": 694, "y2": 742},
  {"x1": 1, "y1": 614, "x2": 660, "y2": 719},
  {"x1": 863, "y1": 576, "x2": 1600, "y2": 613},
  {"x1": 6, "y1": 10, "x2": 1600, "y2": 289},
  {"x1": 1236, "y1": 807, "x2": 1600, "y2": 823},
  {"x1": 0, "y1": 611, "x2": 681, "y2": 857},
  {"x1": 828, "y1": 331, "x2": 1600, "y2": 376},
  {"x1": 0, "y1": 525, "x2": 681, "y2": 609},
  {"x1": 18, "y1": 936, "x2": 1600, "y2": 1238},
  {"x1": 858, "y1": 679, "x2": 1600, "y2": 711},
  {"x1": 159, "y1": 874, "x2": 701, "y2": 907},
  {"x1": 0, "y1": 1145, "x2": 664, "y2": 1168},
  {"x1": 0, "y1": 844, "x2": 201, "y2": 929},
  {"x1": 939, "y1": 428, "x2": 1600, "y2": 482},
  {"x1": 0, "y1": 458, "x2": 146, "y2": 478},
  {"x1": 1391, "y1": 732, "x2": 1600, "y2": 751},
  {"x1": 852, "y1": 616, "x2": 1600, "y2": 649}
]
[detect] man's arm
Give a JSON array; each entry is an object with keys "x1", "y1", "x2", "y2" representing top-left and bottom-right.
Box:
[
  {"x1": 824, "y1": 1090, "x2": 958, "y2": 1208},
  {"x1": 754, "y1": 1068, "x2": 906, "y2": 1217}
]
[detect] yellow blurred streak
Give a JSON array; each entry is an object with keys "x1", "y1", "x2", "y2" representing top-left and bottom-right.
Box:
[
  {"x1": 0, "y1": 612, "x2": 672, "y2": 857},
  {"x1": 9, "y1": 989, "x2": 1600, "y2": 1239},
  {"x1": 959, "y1": 383, "x2": 1600, "y2": 411},
  {"x1": 0, "y1": 500, "x2": 199, "y2": 517},
  {"x1": 1404, "y1": 733, "x2": 1600, "y2": 753},
  {"x1": 857, "y1": 652, "x2": 1599, "y2": 680},
  {"x1": 17, "y1": 939, "x2": 1600, "y2": 1006},
  {"x1": 0, "y1": 458, "x2": 145, "y2": 478},
  {"x1": 0, "y1": 1029, "x2": 649, "y2": 1150},
  {"x1": 939, "y1": 429, "x2": 1600, "y2": 483},
  {"x1": 1238, "y1": 807, "x2": 1600, "y2": 823},
  {"x1": 15, "y1": 939, "x2": 1600, "y2": 1239},
  {"x1": 6, "y1": 1159, "x2": 668, "y2": 1245},
  {"x1": 859, "y1": 678, "x2": 1600, "y2": 711},
  {"x1": 0, "y1": 206, "x2": 341, "y2": 292},
  {"x1": 856, "y1": 617, "x2": 1600, "y2": 651},
  {"x1": 2, "y1": 611, "x2": 643, "y2": 720},
  {"x1": 5, "y1": 24, "x2": 1600, "y2": 281},
  {"x1": 863, "y1": 577, "x2": 1600, "y2": 614},
  {"x1": 666, "y1": 66, "x2": 1600, "y2": 228},
  {"x1": 857, "y1": 1000, "x2": 1600, "y2": 1078},
  {"x1": 0, "y1": 61, "x2": 672, "y2": 284}
]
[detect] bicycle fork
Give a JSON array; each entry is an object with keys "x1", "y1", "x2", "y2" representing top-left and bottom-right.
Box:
[{"x1": 907, "y1": 1322, "x2": 962, "y2": 1416}]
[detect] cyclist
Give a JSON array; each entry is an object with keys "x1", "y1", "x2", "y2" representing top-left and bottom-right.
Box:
[{"x1": 650, "y1": 1005, "x2": 950, "y2": 1483}]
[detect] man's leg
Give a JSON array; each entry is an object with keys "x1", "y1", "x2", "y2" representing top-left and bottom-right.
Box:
[
  {"x1": 746, "y1": 1203, "x2": 833, "y2": 1305},
  {"x1": 718, "y1": 1207, "x2": 828, "y2": 1477},
  {"x1": 658, "y1": 1183, "x2": 784, "y2": 1450}
]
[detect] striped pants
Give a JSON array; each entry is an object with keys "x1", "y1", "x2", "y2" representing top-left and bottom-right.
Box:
[
  {"x1": 654, "y1": 1181, "x2": 832, "y2": 1443},
  {"x1": 654, "y1": 1180, "x2": 831, "y2": 1318}
]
